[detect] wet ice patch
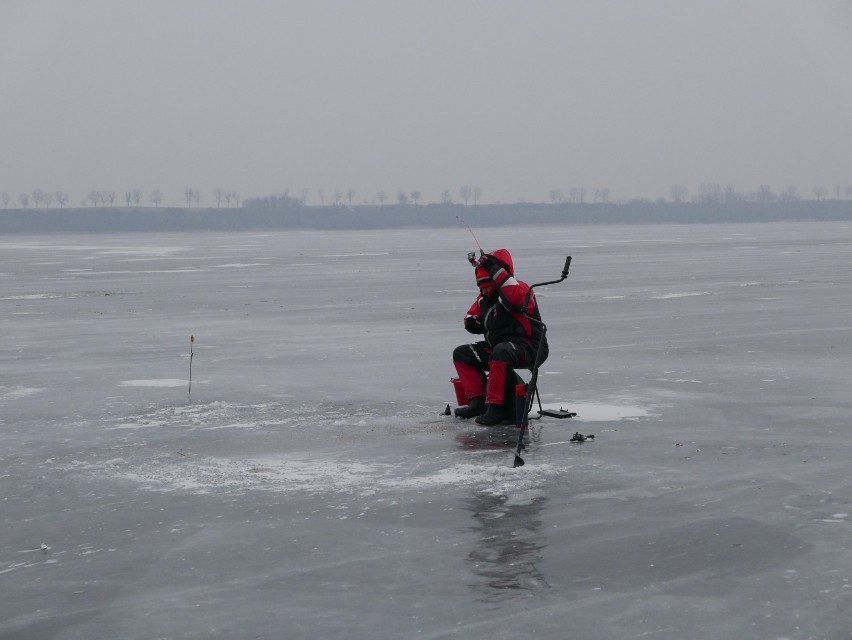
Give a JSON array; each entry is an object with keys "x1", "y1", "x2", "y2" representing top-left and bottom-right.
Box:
[{"x1": 384, "y1": 462, "x2": 560, "y2": 493}]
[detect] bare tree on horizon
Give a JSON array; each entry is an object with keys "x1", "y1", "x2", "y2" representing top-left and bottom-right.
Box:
[{"x1": 670, "y1": 184, "x2": 688, "y2": 203}]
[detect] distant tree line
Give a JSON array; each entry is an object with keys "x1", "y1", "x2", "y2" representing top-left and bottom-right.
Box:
[
  {"x1": 243, "y1": 191, "x2": 303, "y2": 209},
  {"x1": 243, "y1": 186, "x2": 482, "y2": 208},
  {"x1": 672, "y1": 183, "x2": 852, "y2": 204},
  {"x1": 3, "y1": 182, "x2": 852, "y2": 210},
  {"x1": 0, "y1": 187, "x2": 240, "y2": 209}
]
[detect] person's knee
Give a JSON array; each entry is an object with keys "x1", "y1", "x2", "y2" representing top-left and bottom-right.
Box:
[
  {"x1": 489, "y1": 342, "x2": 514, "y2": 362},
  {"x1": 453, "y1": 344, "x2": 472, "y2": 363}
]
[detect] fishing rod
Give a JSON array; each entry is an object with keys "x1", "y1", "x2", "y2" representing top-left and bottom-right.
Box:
[{"x1": 456, "y1": 215, "x2": 484, "y2": 263}]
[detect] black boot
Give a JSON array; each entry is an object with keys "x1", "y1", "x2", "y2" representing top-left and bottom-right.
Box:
[
  {"x1": 454, "y1": 396, "x2": 485, "y2": 419},
  {"x1": 475, "y1": 403, "x2": 507, "y2": 426}
]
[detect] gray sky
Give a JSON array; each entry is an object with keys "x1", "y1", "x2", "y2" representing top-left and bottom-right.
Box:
[{"x1": 2, "y1": 0, "x2": 851, "y2": 207}]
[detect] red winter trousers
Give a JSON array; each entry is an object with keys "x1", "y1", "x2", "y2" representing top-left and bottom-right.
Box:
[{"x1": 452, "y1": 340, "x2": 535, "y2": 405}]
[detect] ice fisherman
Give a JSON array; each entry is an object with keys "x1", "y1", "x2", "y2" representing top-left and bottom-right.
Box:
[{"x1": 453, "y1": 248, "x2": 548, "y2": 425}]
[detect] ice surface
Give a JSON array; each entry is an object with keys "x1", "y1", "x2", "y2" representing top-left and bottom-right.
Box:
[{"x1": 2, "y1": 222, "x2": 852, "y2": 639}]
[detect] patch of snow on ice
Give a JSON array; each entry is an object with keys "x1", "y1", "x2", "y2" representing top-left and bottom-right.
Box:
[
  {"x1": 321, "y1": 253, "x2": 390, "y2": 258},
  {"x1": 105, "y1": 401, "x2": 300, "y2": 432},
  {"x1": 542, "y1": 402, "x2": 651, "y2": 422},
  {"x1": 0, "y1": 293, "x2": 65, "y2": 300},
  {"x1": 119, "y1": 379, "x2": 187, "y2": 388},
  {"x1": 212, "y1": 263, "x2": 268, "y2": 268},
  {"x1": 106, "y1": 456, "x2": 394, "y2": 495},
  {"x1": 0, "y1": 386, "x2": 46, "y2": 401},
  {"x1": 651, "y1": 292, "x2": 710, "y2": 300},
  {"x1": 98, "y1": 246, "x2": 189, "y2": 257},
  {"x1": 98, "y1": 454, "x2": 565, "y2": 498}
]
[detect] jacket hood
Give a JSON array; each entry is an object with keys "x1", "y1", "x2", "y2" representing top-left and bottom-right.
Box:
[{"x1": 489, "y1": 248, "x2": 514, "y2": 275}]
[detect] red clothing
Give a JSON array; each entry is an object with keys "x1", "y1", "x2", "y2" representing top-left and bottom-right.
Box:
[
  {"x1": 464, "y1": 248, "x2": 545, "y2": 352},
  {"x1": 454, "y1": 249, "x2": 547, "y2": 406}
]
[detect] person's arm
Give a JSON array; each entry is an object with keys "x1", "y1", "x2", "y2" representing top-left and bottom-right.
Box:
[
  {"x1": 481, "y1": 256, "x2": 529, "y2": 311},
  {"x1": 464, "y1": 298, "x2": 484, "y2": 333}
]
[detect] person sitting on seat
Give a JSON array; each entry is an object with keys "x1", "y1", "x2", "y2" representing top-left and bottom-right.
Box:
[{"x1": 452, "y1": 248, "x2": 548, "y2": 425}]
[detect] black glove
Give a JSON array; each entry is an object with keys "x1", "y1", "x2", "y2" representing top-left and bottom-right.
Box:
[
  {"x1": 464, "y1": 315, "x2": 483, "y2": 334},
  {"x1": 478, "y1": 254, "x2": 499, "y2": 272}
]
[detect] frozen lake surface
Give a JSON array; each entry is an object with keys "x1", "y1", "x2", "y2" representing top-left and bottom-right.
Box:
[{"x1": 2, "y1": 222, "x2": 852, "y2": 639}]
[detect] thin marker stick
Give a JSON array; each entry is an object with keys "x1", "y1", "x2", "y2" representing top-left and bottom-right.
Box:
[{"x1": 188, "y1": 335, "x2": 194, "y2": 398}]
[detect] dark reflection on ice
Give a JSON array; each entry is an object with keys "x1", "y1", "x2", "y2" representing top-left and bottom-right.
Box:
[
  {"x1": 465, "y1": 492, "x2": 551, "y2": 602},
  {"x1": 454, "y1": 425, "x2": 517, "y2": 451},
  {"x1": 453, "y1": 423, "x2": 544, "y2": 452}
]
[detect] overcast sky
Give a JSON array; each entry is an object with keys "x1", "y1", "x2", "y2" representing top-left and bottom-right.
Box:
[{"x1": 1, "y1": 0, "x2": 851, "y2": 207}]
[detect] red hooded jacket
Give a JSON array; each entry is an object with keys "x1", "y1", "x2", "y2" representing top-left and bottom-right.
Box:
[{"x1": 464, "y1": 249, "x2": 547, "y2": 356}]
